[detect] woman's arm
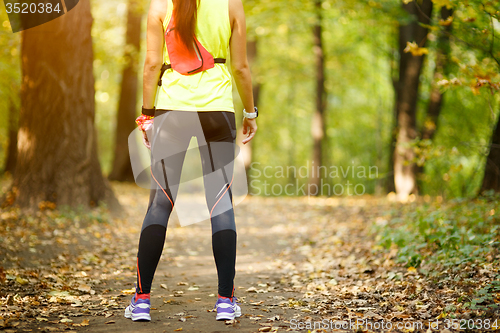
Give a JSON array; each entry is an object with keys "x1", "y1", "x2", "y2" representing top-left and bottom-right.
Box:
[
  {"x1": 142, "y1": 0, "x2": 166, "y2": 109},
  {"x1": 229, "y1": 0, "x2": 257, "y2": 144}
]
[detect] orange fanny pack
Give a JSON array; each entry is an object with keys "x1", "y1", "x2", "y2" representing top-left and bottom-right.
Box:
[{"x1": 163, "y1": 13, "x2": 225, "y2": 77}]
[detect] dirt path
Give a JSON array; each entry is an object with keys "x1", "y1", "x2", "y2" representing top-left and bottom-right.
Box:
[
  {"x1": 0, "y1": 183, "x2": 330, "y2": 333},
  {"x1": 82, "y1": 186, "x2": 312, "y2": 333},
  {"x1": 2, "y1": 182, "x2": 490, "y2": 333}
]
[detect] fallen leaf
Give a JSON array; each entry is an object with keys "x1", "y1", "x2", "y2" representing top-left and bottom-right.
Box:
[
  {"x1": 328, "y1": 278, "x2": 338, "y2": 285},
  {"x1": 121, "y1": 288, "x2": 136, "y2": 295},
  {"x1": 407, "y1": 267, "x2": 417, "y2": 273},
  {"x1": 364, "y1": 311, "x2": 382, "y2": 320},
  {"x1": 15, "y1": 276, "x2": 29, "y2": 285},
  {"x1": 436, "y1": 312, "x2": 447, "y2": 319},
  {"x1": 77, "y1": 284, "x2": 91, "y2": 293},
  {"x1": 71, "y1": 300, "x2": 83, "y2": 307}
]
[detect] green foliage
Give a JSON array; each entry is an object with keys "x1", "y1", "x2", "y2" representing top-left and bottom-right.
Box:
[
  {"x1": 245, "y1": 0, "x2": 396, "y2": 195},
  {"x1": 375, "y1": 194, "x2": 500, "y2": 269},
  {"x1": 91, "y1": 0, "x2": 134, "y2": 175},
  {"x1": 244, "y1": 0, "x2": 499, "y2": 197},
  {"x1": 466, "y1": 278, "x2": 500, "y2": 311},
  {"x1": 374, "y1": 193, "x2": 500, "y2": 311},
  {"x1": 0, "y1": 0, "x2": 498, "y2": 198}
]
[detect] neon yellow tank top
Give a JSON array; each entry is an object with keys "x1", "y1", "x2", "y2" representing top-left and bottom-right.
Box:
[{"x1": 155, "y1": 0, "x2": 234, "y2": 112}]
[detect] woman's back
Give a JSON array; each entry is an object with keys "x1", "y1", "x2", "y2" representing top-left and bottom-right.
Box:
[{"x1": 155, "y1": 0, "x2": 234, "y2": 112}]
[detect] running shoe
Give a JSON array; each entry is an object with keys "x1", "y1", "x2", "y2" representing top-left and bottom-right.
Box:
[
  {"x1": 214, "y1": 296, "x2": 241, "y2": 320},
  {"x1": 124, "y1": 293, "x2": 151, "y2": 321}
]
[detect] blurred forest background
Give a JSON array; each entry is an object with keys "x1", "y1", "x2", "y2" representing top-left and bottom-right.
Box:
[{"x1": 0, "y1": 0, "x2": 499, "y2": 209}]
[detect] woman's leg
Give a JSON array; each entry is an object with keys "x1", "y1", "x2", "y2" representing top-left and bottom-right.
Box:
[
  {"x1": 197, "y1": 111, "x2": 237, "y2": 298},
  {"x1": 136, "y1": 112, "x2": 192, "y2": 295}
]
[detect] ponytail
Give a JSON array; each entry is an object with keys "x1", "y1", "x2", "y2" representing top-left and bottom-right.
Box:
[{"x1": 173, "y1": 0, "x2": 198, "y2": 53}]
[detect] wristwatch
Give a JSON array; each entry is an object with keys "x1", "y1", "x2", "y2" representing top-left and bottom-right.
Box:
[{"x1": 243, "y1": 106, "x2": 258, "y2": 119}]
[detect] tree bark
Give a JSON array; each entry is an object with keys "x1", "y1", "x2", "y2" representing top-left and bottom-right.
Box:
[
  {"x1": 108, "y1": 0, "x2": 143, "y2": 182},
  {"x1": 481, "y1": 111, "x2": 500, "y2": 192},
  {"x1": 386, "y1": 102, "x2": 398, "y2": 193},
  {"x1": 11, "y1": 0, "x2": 119, "y2": 211},
  {"x1": 310, "y1": 0, "x2": 327, "y2": 194},
  {"x1": 393, "y1": 0, "x2": 433, "y2": 200},
  {"x1": 4, "y1": 96, "x2": 18, "y2": 174}
]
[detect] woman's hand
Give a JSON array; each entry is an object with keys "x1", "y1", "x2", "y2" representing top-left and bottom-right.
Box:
[
  {"x1": 242, "y1": 118, "x2": 257, "y2": 144},
  {"x1": 136, "y1": 114, "x2": 154, "y2": 150},
  {"x1": 142, "y1": 130, "x2": 151, "y2": 150}
]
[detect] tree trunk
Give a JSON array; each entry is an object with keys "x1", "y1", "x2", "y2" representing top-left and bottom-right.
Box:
[
  {"x1": 108, "y1": 0, "x2": 143, "y2": 182},
  {"x1": 4, "y1": 96, "x2": 18, "y2": 174},
  {"x1": 481, "y1": 110, "x2": 500, "y2": 192},
  {"x1": 310, "y1": 0, "x2": 327, "y2": 194},
  {"x1": 386, "y1": 102, "x2": 397, "y2": 193},
  {"x1": 11, "y1": 0, "x2": 119, "y2": 211},
  {"x1": 393, "y1": 0, "x2": 433, "y2": 200}
]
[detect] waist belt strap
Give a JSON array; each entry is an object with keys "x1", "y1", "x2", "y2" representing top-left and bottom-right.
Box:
[{"x1": 158, "y1": 58, "x2": 226, "y2": 86}]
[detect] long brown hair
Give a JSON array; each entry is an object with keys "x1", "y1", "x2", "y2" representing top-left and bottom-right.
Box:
[{"x1": 173, "y1": 0, "x2": 198, "y2": 53}]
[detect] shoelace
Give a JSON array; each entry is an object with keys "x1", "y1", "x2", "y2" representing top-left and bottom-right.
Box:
[{"x1": 213, "y1": 296, "x2": 240, "y2": 311}]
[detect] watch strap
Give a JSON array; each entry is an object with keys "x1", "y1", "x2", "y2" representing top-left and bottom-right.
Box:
[
  {"x1": 142, "y1": 106, "x2": 156, "y2": 116},
  {"x1": 243, "y1": 107, "x2": 258, "y2": 119}
]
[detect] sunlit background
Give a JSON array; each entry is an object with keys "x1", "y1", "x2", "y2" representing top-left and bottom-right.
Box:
[{"x1": 0, "y1": 0, "x2": 499, "y2": 201}]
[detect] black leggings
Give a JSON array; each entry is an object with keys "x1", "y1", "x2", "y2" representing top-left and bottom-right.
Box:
[{"x1": 136, "y1": 110, "x2": 237, "y2": 297}]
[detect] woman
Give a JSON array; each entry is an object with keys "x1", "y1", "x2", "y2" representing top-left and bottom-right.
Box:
[{"x1": 124, "y1": 0, "x2": 257, "y2": 323}]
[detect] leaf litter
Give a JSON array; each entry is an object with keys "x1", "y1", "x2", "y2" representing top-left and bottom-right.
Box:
[{"x1": 0, "y1": 182, "x2": 498, "y2": 332}]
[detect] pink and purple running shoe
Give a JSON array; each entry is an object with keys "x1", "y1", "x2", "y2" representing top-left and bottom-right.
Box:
[{"x1": 124, "y1": 293, "x2": 151, "y2": 321}]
